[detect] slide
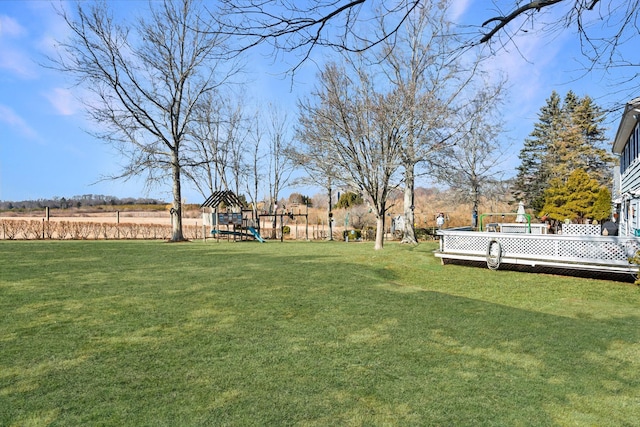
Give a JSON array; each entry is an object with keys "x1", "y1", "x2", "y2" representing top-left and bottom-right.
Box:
[{"x1": 247, "y1": 227, "x2": 265, "y2": 243}]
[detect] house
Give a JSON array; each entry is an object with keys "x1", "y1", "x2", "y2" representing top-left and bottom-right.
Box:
[{"x1": 612, "y1": 97, "x2": 640, "y2": 236}]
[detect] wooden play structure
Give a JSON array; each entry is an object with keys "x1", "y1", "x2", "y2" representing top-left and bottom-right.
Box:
[{"x1": 200, "y1": 191, "x2": 264, "y2": 242}]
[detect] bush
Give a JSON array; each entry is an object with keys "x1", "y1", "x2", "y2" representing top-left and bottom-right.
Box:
[
  {"x1": 415, "y1": 227, "x2": 439, "y2": 240},
  {"x1": 335, "y1": 192, "x2": 364, "y2": 209},
  {"x1": 343, "y1": 229, "x2": 362, "y2": 241}
]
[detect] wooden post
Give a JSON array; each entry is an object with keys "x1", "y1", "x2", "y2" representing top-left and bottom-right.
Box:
[{"x1": 43, "y1": 207, "x2": 49, "y2": 239}]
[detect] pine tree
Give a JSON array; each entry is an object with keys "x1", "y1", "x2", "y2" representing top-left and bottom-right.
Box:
[
  {"x1": 570, "y1": 95, "x2": 615, "y2": 186},
  {"x1": 514, "y1": 91, "x2": 614, "y2": 213},
  {"x1": 592, "y1": 187, "x2": 612, "y2": 222},
  {"x1": 539, "y1": 169, "x2": 604, "y2": 223},
  {"x1": 513, "y1": 91, "x2": 562, "y2": 212}
]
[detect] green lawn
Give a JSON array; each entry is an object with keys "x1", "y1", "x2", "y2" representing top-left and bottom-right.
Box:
[{"x1": 1, "y1": 240, "x2": 638, "y2": 426}]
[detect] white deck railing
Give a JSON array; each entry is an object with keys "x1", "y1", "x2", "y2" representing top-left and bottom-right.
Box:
[
  {"x1": 485, "y1": 223, "x2": 548, "y2": 234},
  {"x1": 435, "y1": 229, "x2": 640, "y2": 275}
]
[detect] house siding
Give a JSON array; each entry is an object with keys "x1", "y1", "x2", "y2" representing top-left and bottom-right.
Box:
[{"x1": 612, "y1": 98, "x2": 640, "y2": 236}]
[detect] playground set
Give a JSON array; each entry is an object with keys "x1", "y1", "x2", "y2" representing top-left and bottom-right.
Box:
[
  {"x1": 200, "y1": 191, "x2": 310, "y2": 242},
  {"x1": 201, "y1": 191, "x2": 263, "y2": 242}
]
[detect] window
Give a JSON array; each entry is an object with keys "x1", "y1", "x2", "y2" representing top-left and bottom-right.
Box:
[{"x1": 624, "y1": 141, "x2": 630, "y2": 173}]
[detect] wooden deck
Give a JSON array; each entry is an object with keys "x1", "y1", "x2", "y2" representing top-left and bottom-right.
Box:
[{"x1": 435, "y1": 228, "x2": 640, "y2": 281}]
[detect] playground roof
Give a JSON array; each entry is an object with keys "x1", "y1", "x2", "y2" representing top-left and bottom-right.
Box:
[{"x1": 200, "y1": 191, "x2": 244, "y2": 209}]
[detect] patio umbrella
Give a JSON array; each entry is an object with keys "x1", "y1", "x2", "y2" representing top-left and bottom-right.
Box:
[{"x1": 515, "y1": 201, "x2": 526, "y2": 223}]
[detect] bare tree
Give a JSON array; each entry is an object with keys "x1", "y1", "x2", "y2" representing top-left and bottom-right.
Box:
[
  {"x1": 187, "y1": 91, "x2": 225, "y2": 197},
  {"x1": 297, "y1": 61, "x2": 404, "y2": 249},
  {"x1": 289, "y1": 126, "x2": 342, "y2": 240},
  {"x1": 187, "y1": 92, "x2": 250, "y2": 199},
  {"x1": 264, "y1": 105, "x2": 295, "y2": 237},
  {"x1": 295, "y1": 162, "x2": 340, "y2": 242},
  {"x1": 428, "y1": 88, "x2": 508, "y2": 227},
  {"x1": 373, "y1": 1, "x2": 501, "y2": 244},
  {"x1": 51, "y1": 0, "x2": 239, "y2": 241},
  {"x1": 244, "y1": 112, "x2": 265, "y2": 223}
]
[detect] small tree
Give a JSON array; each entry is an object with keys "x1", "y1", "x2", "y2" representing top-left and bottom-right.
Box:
[
  {"x1": 538, "y1": 169, "x2": 603, "y2": 223},
  {"x1": 591, "y1": 187, "x2": 612, "y2": 223},
  {"x1": 288, "y1": 193, "x2": 311, "y2": 207},
  {"x1": 335, "y1": 192, "x2": 364, "y2": 209}
]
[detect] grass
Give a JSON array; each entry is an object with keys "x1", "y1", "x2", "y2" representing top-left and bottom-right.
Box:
[{"x1": 1, "y1": 240, "x2": 639, "y2": 426}]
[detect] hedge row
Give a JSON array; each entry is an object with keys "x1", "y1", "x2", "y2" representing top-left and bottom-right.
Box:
[{"x1": 0, "y1": 220, "x2": 203, "y2": 240}]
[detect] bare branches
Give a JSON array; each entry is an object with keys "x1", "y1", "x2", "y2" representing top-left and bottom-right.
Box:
[
  {"x1": 480, "y1": 0, "x2": 565, "y2": 44},
  {"x1": 211, "y1": 0, "x2": 422, "y2": 73},
  {"x1": 474, "y1": 0, "x2": 640, "y2": 96},
  {"x1": 50, "y1": 0, "x2": 241, "y2": 241},
  {"x1": 297, "y1": 60, "x2": 406, "y2": 249}
]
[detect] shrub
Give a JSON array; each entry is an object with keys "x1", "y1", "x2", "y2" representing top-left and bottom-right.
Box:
[
  {"x1": 415, "y1": 227, "x2": 439, "y2": 240},
  {"x1": 343, "y1": 229, "x2": 362, "y2": 241},
  {"x1": 335, "y1": 192, "x2": 364, "y2": 209},
  {"x1": 628, "y1": 250, "x2": 640, "y2": 286}
]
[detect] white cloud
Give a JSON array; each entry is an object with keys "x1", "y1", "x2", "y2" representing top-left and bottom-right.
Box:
[
  {"x1": 0, "y1": 15, "x2": 26, "y2": 38},
  {"x1": 0, "y1": 14, "x2": 38, "y2": 78},
  {"x1": 448, "y1": 0, "x2": 472, "y2": 22},
  {"x1": 0, "y1": 104, "x2": 39, "y2": 140},
  {"x1": 0, "y1": 46, "x2": 38, "y2": 78},
  {"x1": 35, "y1": 3, "x2": 74, "y2": 57},
  {"x1": 44, "y1": 87, "x2": 79, "y2": 116}
]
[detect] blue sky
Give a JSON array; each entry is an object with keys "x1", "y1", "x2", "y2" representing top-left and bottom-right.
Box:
[{"x1": 0, "y1": 0, "x2": 634, "y2": 203}]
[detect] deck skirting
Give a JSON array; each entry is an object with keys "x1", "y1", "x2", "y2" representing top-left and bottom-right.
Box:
[{"x1": 435, "y1": 229, "x2": 640, "y2": 279}]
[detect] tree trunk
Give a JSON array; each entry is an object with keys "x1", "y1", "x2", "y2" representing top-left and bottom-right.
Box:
[
  {"x1": 328, "y1": 186, "x2": 334, "y2": 241},
  {"x1": 170, "y1": 152, "x2": 185, "y2": 242},
  {"x1": 401, "y1": 163, "x2": 418, "y2": 244},
  {"x1": 472, "y1": 184, "x2": 480, "y2": 228},
  {"x1": 271, "y1": 200, "x2": 278, "y2": 239},
  {"x1": 374, "y1": 212, "x2": 385, "y2": 250}
]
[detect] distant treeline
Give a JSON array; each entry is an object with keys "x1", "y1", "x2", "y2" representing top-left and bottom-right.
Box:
[{"x1": 0, "y1": 195, "x2": 166, "y2": 211}]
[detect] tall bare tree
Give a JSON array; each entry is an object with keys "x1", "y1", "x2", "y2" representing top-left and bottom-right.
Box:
[
  {"x1": 374, "y1": 1, "x2": 502, "y2": 244},
  {"x1": 264, "y1": 105, "x2": 295, "y2": 237},
  {"x1": 52, "y1": 0, "x2": 239, "y2": 241},
  {"x1": 187, "y1": 92, "x2": 250, "y2": 198},
  {"x1": 245, "y1": 111, "x2": 265, "y2": 223},
  {"x1": 428, "y1": 88, "x2": 508, "y2": 226},
  {"x1": 290, "y1": 129, "x2": 341, "y2": 241},
  {"x1": 187, "y1": 91, "x2": 226, "y2": 196},
  {"x1": 297, "y1": 61, "x2": 405, "y2": 249}
]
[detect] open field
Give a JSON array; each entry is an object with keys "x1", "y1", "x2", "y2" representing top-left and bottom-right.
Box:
[{"x1": 1, "y1": 240, "x2": 639, "y2": 426}]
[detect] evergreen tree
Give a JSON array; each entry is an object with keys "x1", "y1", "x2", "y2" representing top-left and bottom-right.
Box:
[
  {"x1": 592, "y1": 187, "x2": 612, "y2": 223},
  {"x1": 539, "y1": 169, "x2": 603, "y2": 223},
  {"x1": 335, "y1": 192, "x2": 364, "y2": 209},
  {"x1": 513, "y1": 91, "x2": 562, "y2": 212},
  {"x1": 571, "y1": 96, "x2": 615, "y2": 186},
  {"x1": 513, "y1": 91, "x2": 614, "y2": 213}
]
